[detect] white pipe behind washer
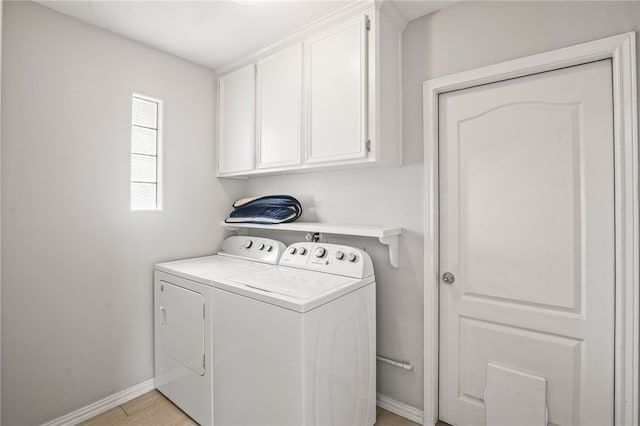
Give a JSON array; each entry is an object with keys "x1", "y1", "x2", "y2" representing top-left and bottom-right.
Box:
[{"x1": 376, "y1": 355, "x2": 413, "y2": 371}]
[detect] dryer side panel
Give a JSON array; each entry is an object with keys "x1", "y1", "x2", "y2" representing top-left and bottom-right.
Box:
[{"x1": 305, "y1": 283, "x2": 376, "y2": 426}]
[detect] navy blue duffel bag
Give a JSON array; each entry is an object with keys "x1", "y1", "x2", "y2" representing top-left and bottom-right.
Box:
[{"x1": 225, "y1": 195, "x2": 302, "y2": 225}]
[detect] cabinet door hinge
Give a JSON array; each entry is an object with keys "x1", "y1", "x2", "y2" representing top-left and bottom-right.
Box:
[
  {"x1": 366, "y1": 140, "x2": 371, "y2": 153},
  {"x1": 366, "y1": 17, "x2": 371, "y2": 31}
]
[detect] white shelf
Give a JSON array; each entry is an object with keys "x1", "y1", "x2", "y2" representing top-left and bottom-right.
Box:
[
  {"x1": 223, "y1": 221, "x2": 402, "y2": 268},
  {"x1": 223, "y1": 221, "x2": 401, "y2": 237}
]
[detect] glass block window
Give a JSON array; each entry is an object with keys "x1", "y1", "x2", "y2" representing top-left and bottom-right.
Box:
[{"x1": 131, "y1": 94, "x2": 162, "y2": 210}]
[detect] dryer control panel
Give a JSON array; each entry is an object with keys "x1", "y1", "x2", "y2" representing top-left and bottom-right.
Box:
[
  {"x1": 217, "y1": 236, "x2": 286, "y2": 265},
  {"x1": 280, "y1": 242, "x2": 374, "y2": 278}
]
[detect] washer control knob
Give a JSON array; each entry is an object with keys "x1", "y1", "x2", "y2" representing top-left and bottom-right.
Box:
[
  {"x1": 335, "y1": 251, "x2": 345, "y2": 260},
  {"x1": 314, "y1": 247, "x2": 326, "y2": 258},
  {"x1": 347, "y1": 253, "x2": 358, "y2": 262},
  {"x1": 266, "y1": 245, "x2": 273, "y2": 252},
  {"x1": 299, "y1": 248, "x2": 307, "y2": 255},
  {"x1": 289, "y1": 247, "x2": 297, "y2": 255},
  {"x1": 244, "y1": 240, "x2": 253, "y2": 249},
  {"x1": 258, "y1": 243, "x2": 265, "y2": 251}
]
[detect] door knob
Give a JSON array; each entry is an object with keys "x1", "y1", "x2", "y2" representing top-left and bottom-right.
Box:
[{"x1": 442, "y1": 272, "x2": 455, "y2": 284}]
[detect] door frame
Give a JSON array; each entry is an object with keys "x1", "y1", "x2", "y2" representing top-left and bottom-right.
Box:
[{"x1": 423, "y1": 32, "x2": 638, "y2": 426}]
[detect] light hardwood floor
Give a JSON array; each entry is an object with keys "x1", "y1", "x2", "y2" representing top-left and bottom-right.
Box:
[{"x1": 78, "y1": 390, "x2": 449, "y2": 426}]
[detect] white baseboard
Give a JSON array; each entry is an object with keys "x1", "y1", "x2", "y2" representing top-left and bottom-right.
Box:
[
  {"x1": 377, "y1": 393, "x2": 424, "y2": 425},
  {"x1": 42, "y1": 381, "x2": 420, "y2": 426},
  {"x1": 42, "y1": 378, "x2": 156, "y2": 426}
]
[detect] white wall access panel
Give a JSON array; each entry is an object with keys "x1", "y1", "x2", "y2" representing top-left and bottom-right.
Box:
[
  {"x1": 218, "y1": 63, "x2": 255, "y2": 174},
  {"x1": 484, "y1": 363, "x2": 548, "y2": 426},
  {"x1": 305, "y1": 15, "x2": 368, "y2": 164},
  {"x1": 256, "y1": 44, "x2": 303, "y2": 169}
]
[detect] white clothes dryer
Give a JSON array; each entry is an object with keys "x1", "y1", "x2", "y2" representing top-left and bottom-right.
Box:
[
  {"x1": 211, "y1": 241, "x2": 376, "y2": 426},
  {"x1": 153, "y1": 236, "x2": 286, "y2": 426}
]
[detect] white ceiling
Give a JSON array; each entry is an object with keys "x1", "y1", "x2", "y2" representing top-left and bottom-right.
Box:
[{"x1": 37, "y1": 1, "x2": 452, "y2": 70}]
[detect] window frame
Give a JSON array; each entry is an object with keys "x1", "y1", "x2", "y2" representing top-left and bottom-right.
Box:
[{"x1": 130, "y1": 93, "x2": 163, "y2": 211}]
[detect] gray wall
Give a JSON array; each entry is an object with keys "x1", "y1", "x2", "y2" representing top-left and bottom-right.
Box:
[
  {"x1": 0, "y1": 1, "x2": 3, "y2": 422},
  {"x1": 247, "y1": 0, "x2": 640, "y2": 411},
  {"x1": 404, "y1": 1, "x2": 640, "y2": 166},
  {"x1": 1, "y1": 2, "x2": 243, "y2": 425}
]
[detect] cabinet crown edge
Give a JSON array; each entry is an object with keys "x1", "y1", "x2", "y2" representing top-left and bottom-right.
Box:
[{"x1": 215, "y1": 0, "x2": 405, "y2": 77}]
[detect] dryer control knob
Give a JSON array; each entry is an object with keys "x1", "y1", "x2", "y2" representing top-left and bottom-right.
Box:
[
  {"x1": 244, "y1": 240, "x2": 253, "y2": 249},
  {"x1": 299, "y1": 248, "x2": 307, "y2": 255},
  {"x1": 335, "y1": 251, "x2": 345, "y2": 260},
  {"x1": 266, "y1": 245, "x2": 273, "y2": 252},
  {"x1": 347, "y1": 253, "x2": 358, "y2": 262},
  {"x1": 314, "y1": 247, "x2": 326, "y2": 258},
  {"x1": 258, "y1": 243, "x2": 265, "y2": 251},
  {"x1": 289, "y1": 247, "x2": 297, "y2": 255}
]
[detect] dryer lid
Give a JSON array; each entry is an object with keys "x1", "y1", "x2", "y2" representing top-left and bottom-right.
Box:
[{"x1": 156, "y1": 255, "x2": 271, "y2": 285}]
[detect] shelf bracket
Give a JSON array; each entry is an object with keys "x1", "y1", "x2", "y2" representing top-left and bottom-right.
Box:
[{"x1": 379, "y1": 235, "x2": 399, "y2": 268}]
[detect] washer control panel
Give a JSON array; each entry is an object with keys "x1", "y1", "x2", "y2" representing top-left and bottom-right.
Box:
[
  {"x1": 279, "y1": 242, "x2": 374, "y2": 278},
  {"x1": 217, "y1": 236, "x2": 286, "y2": 265}
]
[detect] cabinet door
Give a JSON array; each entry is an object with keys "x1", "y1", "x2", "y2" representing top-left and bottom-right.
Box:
[
  {"x1": 218, "y1": 64, "x2": 255, "y2": 174},
  {"x1": 306, "y1": 15, "x2": 368, "y2": 164},
  {"x1": 256, "y1": 44, "x2": 303, "y2": 169}
]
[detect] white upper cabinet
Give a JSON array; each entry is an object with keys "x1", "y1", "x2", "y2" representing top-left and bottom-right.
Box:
[
  {"x1": 218, "y1": 64, "x2": 255, "y2": 175},
  {"x1": 256, "y1": 44, "x2": 303, "y2": 169},
  {"x1": 216, "y1": 2, "x2": 406, "y2": 177},
  {"x1": 306, "y1": 16, "x2": 368, "y2": 164}
]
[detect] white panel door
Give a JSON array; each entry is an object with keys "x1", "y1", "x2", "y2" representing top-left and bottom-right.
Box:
[
  {"x1": 158, "y1": 281, "x2": 205, "y2": 376},
  {"x1": 257, "y1": 44, "x2": 303, "y2": 169},
  {"x1": 219, "y1": 64, "x2": 255, "y2": 174},
  {"x1": 439, "y1": 60, "x2": 614, "y2": 426},
  {"x1": 306, "y1": 15, "x2": 368, "y2": 164}
]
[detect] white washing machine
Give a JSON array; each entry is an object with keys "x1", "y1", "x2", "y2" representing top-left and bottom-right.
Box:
[
  {"x1": 153, "y1": 236, "x2": 286, "y2": 426},
  {"x1": 211, "y1": 241, "x2": 376, "y2": 426}
]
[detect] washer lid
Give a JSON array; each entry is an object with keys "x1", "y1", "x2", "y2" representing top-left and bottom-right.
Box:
[
  {"x1": 227, "y1": 267, "x2": 374, "y2": 312},
  {"x1": 155, "y1": 255, "x2": 272, "y2": 286}
]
